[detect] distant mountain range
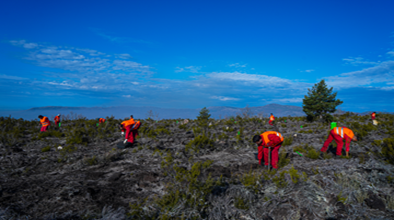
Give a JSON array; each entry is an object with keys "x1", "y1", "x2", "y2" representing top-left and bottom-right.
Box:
[
  {"x1": 0, "y1": 104, "x2": 306, "y2": 120},
  {"x1": 1, "y1": 104, "x2": 389, "y2": 120}
]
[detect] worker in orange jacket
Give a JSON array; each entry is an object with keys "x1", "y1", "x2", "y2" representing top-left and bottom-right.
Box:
[
  {"x1": 268, "y1": 113, "x2": 275, "y2": 126},
  {"x1": 253, "y1": 131, "x2": 284, "y2": 169},
  {"x1": 98, "y1": 118, "x2": 106, "y2": 124},
  {"x1": 54, "y1": 114, "x2": 61, "y2": 127},
  {"x1": 38, "y1": 115, "x2": 50, "y2": 132},
  {"x1": 119, "y1": 115, "x2": 141, "y2": 145},
  {"x1": 320, "y1": 126, "x2": 357, "y2": 157}
]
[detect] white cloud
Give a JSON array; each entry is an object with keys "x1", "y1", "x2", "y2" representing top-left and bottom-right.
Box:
[
  {"x1": 0, "y1": 74, "x2": 28, "y2": 80},
  {"x1": 116, "y1": 53, "x2": 133, "y2": 59},
  {"x1": 301, "y1": 69, "x2": 314, "y2": 73},
  {"x1": 10, "y1": 40, "x2": 39, "y2": 49},
  {"x1": 210, "y1": 96, "x2": 240, "y2": 101},
  {"x1": 175, "y1": 66, "x2": 201, "y2": 73},
  {"x1": 208, "y1": 72, "x2": 297, "y2": 88},
  {"x1": 342, "y1": 57, "x2": 379, "y2": 66},
  {"x1": 326, "y1": 60, "x2": 394, "y2": 89},
  {"x1": 387, "y1": 51, "x2": 394, "y2": 56},
  {"x1": 271, "y1": 98, "x2": 303, "y2": 103},
  {"x1": 229, "y1": 63, "x2": 247, "y2": 68},
  {"x1": 122, "y1": 95, "x2": 132, "y2": 98}
]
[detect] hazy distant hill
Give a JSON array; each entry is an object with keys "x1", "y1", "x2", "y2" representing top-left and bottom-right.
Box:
[{"x1": 0, "y1": 104, "x2": 306, "y2": 120}]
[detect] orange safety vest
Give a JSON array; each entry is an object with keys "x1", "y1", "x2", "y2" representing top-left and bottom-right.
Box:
[
  {"x1": 132, "y1": 121, "x2": 141, "y2": 130},
  {"x1": 333, "y1": 127, "x2": 354, "y2": 139},
  {"x1": 121, "y1": 119, "x2": 135, "y2": 127},
  {"x1": 261, "y1": 131, "x2": 284, "y2": 146},
  {"x1": 269, "y1": 115, "x2": 275, "y2": 121},
  {"x1": 99, "y1": 118, "x2": 106, "y2": 123},
  {"x1": 54, "y1": 116, "x2": 60, "y2": 122},
  {"x1": 40, "y1": 117, "x2": 50, "y2": 126}
]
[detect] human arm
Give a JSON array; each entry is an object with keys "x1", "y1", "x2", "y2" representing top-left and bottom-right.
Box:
[{"x1": 267, "y1": 134, "x2": 282, "y2": 147}]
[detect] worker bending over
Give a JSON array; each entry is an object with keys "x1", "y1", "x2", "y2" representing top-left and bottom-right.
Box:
[
  {"x1": 98, "y1": 118, "x2": 106, "y2": 124},
  {"x1": 320, "y1": 126, "x2": 357, "y2": 157},
  {"x1": 120, "y1": 115, "x2": 141, "y2": 145},
  {"x1": 269, "y1": 113, "x2": 275, "y2": 126},
  {"x1": 253, "y1": 131, "x2": 284, "y2": 169},
  {"x1": 371, "y1": 112, "x2": 378, "y2": 125},
  {"x1": 54, "y1": 114, "x2": 61, "y2": 127},
  {"x1": 38, "y1": 115, "x2": 50, "y2": 132}
]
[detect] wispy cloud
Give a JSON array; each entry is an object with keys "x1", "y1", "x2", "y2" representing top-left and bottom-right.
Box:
[
  {"x1": 271, "y1": 98, "x2": 303, "y2": 103},
  {"x1": 342, "y1": 57, "x2": 379, "y2": 66},
  {"x1": 10, "y1": 40, "x2": 39, "y2": 49},
  {"x1": 91, "y1": 28, "x2": 152, "y2": 44},
  {"x1": 229, "y1": 63, "x2": 247, "y2": 68},
  {"x1": 210, "y1": 96, "x2": 240, "y2": 101},
  {"x1": 116, "y1": 53, "x2": 133, "y2": 59},
  {"x1": 326, "y1": 60, "x2": 394, "y2": 89},
  {"x1": 300, "y1": 69, "x2": 314, "y2": 73},
  {"x1": 175, "y1": 66, "x2": 201, "y2": 73}
]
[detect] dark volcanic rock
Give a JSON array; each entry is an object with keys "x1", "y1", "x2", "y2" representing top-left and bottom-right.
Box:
[{"x1": 365, "y1": 194, "x2": 386, "y2": 211}]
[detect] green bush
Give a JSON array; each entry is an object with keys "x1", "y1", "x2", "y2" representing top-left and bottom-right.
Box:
[
  {"x1": 240, "y1": 169, "x2": 262, "y2": 193},
  {"x1": 381, "y1": 137, "x2": 394, "y2": 164},
  {"x1": 282, "y1": 137, "x2": 293, "y2": 146},
  {"x1": 85, "y1": 156, "x2": 98, "y2": 166},
  {"x1": 234, "y1": 197, "x2": 249, "y2": 210},
  {"x1": 41, "y1": 146, "x2": 51, "y2": 152},
  {"x1": 277, "y1": 148, "x2": 290, "y2": 168},
  {"x1": 37, "y1": 130, "x2": 63, "y2": 139},
  {"x1": 185, "y1": 134, "x2": 214, "y2": 153},
  {"x1": 306, "y1": 148, "x2": 319, "y2": 159}
]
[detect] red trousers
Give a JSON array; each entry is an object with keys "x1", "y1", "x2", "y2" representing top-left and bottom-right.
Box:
[
  {"x1": 269, "y1": 120, "x2": 274, "y2": 126},
  {"x1": 320, "y1": 130, "x2": 348, "y2": 155},
  {"x1": 55, "y1": 122, "x2": 59, "y2": 126},
  {"x1": 40, "y1": 126, "x2": 48, "y2": 132},
  {"x1": 258, "y1": 145, "x2": 281, "y2": 169},
  {"x1": 125, "y1": 125, "x2": 139, "y2": 143}
]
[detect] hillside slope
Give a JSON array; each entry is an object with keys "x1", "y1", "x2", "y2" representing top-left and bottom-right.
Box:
[{"x1": 1, "y1": 113, "x2": 394, "y2": 219}]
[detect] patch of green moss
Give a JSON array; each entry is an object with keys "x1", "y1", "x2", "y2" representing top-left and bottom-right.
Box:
[
  {"x1": 85, "y1": 156, "x2": 98, "y2": 166},
  {"x1": 234, "y1": 197, "x2": 249, "y2": 210},
  {"x1": 41, "y1": 146, "x2": 51, "y2": 152},
  {"x1": 337, "y1": 191, "x2": 347, "y2": 204}
]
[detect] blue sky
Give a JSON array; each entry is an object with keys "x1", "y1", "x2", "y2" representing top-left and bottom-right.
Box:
[{"x1": 1, "y1": 0, "x2": 394, "y2": 112}]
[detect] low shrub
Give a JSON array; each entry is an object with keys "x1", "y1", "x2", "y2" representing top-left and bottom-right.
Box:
[{"x1": 41, "y1": 146, "x2": 51, "y2": 152}]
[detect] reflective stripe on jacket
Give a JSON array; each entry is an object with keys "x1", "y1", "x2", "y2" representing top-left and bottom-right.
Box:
[
  {"x1": 333, "y1": 127, "x2": 354, "y2": 139},
  {"x1": 40, "y1": 117, "x2": 50, "y2": 126}
]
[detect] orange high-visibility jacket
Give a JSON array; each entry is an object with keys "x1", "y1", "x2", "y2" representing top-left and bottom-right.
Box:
[
  {"x1": 269, "y1": 115, "x2": 275, "y2": 121},
  {"x1": 261, "y1": 131, "x2": 283, "y2": 146},
  {"x1": 132, "y1": 121, "x2": 141, "y2": 130},
  {"x1": 99, "y1": 118, "x2": 106, "y2": 123},
  {"x1": 54, "y1": 116, "x2": 60, "y2": 122},
  {"x1": 40, "y1": 116, "x2": 50, "y2": 127},
  {"x1": 333, "y1": 127, "x2": 354, "y2": 140},
  {"x1": 121, "y1": 118, "x2": 135, "y2": 128}
]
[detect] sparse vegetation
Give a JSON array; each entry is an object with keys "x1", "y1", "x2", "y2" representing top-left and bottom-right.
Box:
[{"x1": 1, "y1": 113, "x2": 394, "y2": 219}]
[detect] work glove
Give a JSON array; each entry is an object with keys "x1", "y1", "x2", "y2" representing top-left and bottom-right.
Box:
[
  {"x1": 121, "y1": 131, "x2": 124, "y2": 135},
  {"x1": 123, "y1": 139, "x2": 128, "y2": 144}
]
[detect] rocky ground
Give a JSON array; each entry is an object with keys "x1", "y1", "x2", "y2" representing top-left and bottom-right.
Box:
[{"x1": 1, "y1": 113, "x2": 394, "y2": 219}]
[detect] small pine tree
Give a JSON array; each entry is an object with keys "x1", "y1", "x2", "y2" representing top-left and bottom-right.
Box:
[
  {"x1": 303, "y1": 80, "x2": 343, "y2": 122},
  {"x1": 197, "y1": 107, "x2": 211, "y2": 121},
  {"x1": 197, "y1": 107, "x2": 211, "y2": 130}
]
